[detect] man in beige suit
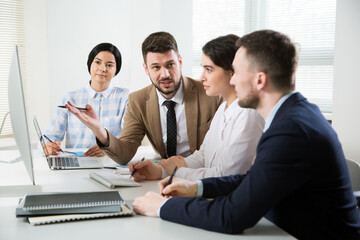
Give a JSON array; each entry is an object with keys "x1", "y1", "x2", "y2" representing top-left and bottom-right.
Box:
[{"x1": 66, "y1": 32, "x2": 221, "y2": 164}]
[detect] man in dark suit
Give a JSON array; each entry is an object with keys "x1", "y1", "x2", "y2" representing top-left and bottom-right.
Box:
[
  {"x1": 67, "y1": 32, "x2": 221, "y2": 164},
  {"x1": 132, "y1": 30, "x2": 360, "y2": 239}
]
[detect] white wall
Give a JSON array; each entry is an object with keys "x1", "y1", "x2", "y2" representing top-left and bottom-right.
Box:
[
  {"x1": 332, "y1": 0, "x2": 360, "y2": 162},
  {"x1": 24, "y1": 0, "x2": 193, "y2": 137},
  {"x1": 161, "y1": 0, "x2": 193, "y2": 76},
  {"x1": 46, "y1": 0, "x2": 148, "y2": 120},
  {"x1": 24, "y1": 0, "x2": 49, "y2": 140}
]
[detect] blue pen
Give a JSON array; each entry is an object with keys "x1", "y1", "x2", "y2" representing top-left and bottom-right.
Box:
[{"x1": 103, "y1": 164, "x2": 128, "y2": 169}]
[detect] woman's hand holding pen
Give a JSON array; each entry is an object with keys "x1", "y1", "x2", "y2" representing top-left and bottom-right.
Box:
[
  {"x1": 65, "y1": 101, "x2": 108, "y2": 145},
  {"x1": 44, "y1": 141, "x2": 62, "y2": 155},
  {"x1": 128, "y1": 160, "x2": 163, "y2": 182},
  {"x1": 158, "y1": 177, "x2": 198, "y2": 198}
]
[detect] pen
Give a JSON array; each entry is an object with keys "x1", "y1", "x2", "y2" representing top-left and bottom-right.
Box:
[
  {"x1": 162, "y1": 166, "x2": 177, "y2": 196},
  {"x1": 103, "y1": 166, "x2": 117, "y2": 169},
  {"x1": 129, "y1": 157, "x2": 145, "y2": 179},
  {"x1": 43, "y1": 135, "x2": 64, "y2": 153},
  {"x1": 103, "y1": 164, "x2": 127, "y2": 169},
  {"x1": 58, "y1": 105, "x2": 87, "y2": 111}
]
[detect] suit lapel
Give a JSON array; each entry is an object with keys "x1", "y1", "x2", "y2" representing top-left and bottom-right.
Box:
[
  {"x1": 146, "y1": 87, "x2": 166, "y2": 157},
  {"x1": 183, "y1": 77, "x2": 198, "y2": 153}
]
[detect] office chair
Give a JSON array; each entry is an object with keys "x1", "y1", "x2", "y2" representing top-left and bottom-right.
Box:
[
  {"x1": 347, "y1": 159, "x2": 360, "y2": 191},
  {"x1": 346, "y1": 158, "x2": 360, "y2": 207}
]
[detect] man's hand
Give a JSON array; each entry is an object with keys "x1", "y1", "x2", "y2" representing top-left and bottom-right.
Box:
[
  {"x1": 133, "y1": 191, "x2": 165, "y2": 217},
  {"x1": 158, "y1": 156, "x2": 187, "y2": 175},
  {"x1": 128, "y1": 160, "x2": 162, "y2": 182},
  {"x1": 65, "y1": 101, "x2": 108, "y2": 145},
  {"x1": 84, "y1": 144, "x2": 105, "y2": 157},
  {"x1": 158, "y1": 177, "x2": 198, "y2": 197},
  {"x1": 44, "y1": 141, "x2": 61, "y2": 156}
]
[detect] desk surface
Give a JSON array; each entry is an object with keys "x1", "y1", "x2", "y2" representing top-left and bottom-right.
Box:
[{"x1": 0, "y1": 147, "x2": 294, "y2": 240}]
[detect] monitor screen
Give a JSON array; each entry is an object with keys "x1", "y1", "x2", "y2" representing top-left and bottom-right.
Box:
[{"x1": 8, "y1": 45, "x2": 36, "y2": 185}]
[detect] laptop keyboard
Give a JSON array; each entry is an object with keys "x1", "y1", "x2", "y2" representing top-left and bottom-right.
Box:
[{"x1": 50, "y1": 157, "x2": 80, "y2": 167}]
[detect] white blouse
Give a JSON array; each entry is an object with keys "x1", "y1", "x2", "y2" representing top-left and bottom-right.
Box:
[{"x1": 174, "y1": 99, "x2": 264, "y2": 181}]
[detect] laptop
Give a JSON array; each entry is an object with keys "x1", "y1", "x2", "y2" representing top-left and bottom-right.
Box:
[{"x1": 33, "y1": 116, "x2": 103, "y2": 170}]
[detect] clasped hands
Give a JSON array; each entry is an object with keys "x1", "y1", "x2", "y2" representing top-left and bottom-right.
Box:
[{"x1": 132, "y1": 175, "x2": 198, "y2": 217}]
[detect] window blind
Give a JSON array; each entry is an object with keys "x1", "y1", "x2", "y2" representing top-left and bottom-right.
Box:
[
  {"x1": 0, "y1": 0, "x2": 26, "y2": 136},
  {"x1": 193, "y1": 0, "x2": 336, "y2": 114}
]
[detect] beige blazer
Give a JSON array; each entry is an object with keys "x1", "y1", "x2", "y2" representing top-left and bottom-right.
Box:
[{"x1": 102, "y1": 76, "x2": 222, "y2": 165}]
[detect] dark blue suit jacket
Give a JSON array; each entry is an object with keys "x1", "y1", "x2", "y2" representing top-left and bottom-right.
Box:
[{"x1": 160, "y1": 93, "x2": 360, "y2": 239}]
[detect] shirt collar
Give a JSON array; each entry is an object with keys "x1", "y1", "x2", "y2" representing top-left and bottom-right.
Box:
[
  {"x1": 223, "y1": 98, "x2": 240, "y2": 122},
  {"x1": 85, "y1": 81, "x2": 114, "y2": 99},
  {"x1": 264, "y1": 91, "x2": 296, "y2": 132},
  {"x1": 156, "y1": 80, "x2": 184, "y2": 106}
]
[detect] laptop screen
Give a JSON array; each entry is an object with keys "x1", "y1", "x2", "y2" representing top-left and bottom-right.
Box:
[{"x1": 33, "y1": 116, "x2": 50, "y2": 157}]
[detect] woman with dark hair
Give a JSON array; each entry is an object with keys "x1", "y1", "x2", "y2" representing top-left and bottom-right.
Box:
[
  {"x1": 43, "y1": 43, "x2": 129, "y2": 157},
  {"x1": 129, "y1": 34, "x2": 264, "y2": 181}
]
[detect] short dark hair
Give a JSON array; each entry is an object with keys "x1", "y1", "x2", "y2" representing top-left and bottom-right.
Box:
[
  {"x1": 236, "y1": 30, "x2": 298, "y2": 91},
  {"x1": 202, "y1": 34, "x2": 240, "y2": 71},
  {"x1": 87, "y1": 42, "x2": 122, "y2": 76},
  {"x1": 141, "y1": 32, "x2": 179, "y2": 63}
]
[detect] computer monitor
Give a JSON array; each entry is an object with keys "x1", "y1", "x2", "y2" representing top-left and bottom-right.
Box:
[{"x1": 1, "y1": 46, "x2": 41, "y2": 196}]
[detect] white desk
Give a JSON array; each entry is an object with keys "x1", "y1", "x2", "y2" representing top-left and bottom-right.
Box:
[{"x1": 0, "y1": 147, "x2": 294, "y2": 240}]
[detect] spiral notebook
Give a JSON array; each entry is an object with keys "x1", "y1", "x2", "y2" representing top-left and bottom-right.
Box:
[{"x1": 16, "y1": 191, "x2": 128, "y2": 217}]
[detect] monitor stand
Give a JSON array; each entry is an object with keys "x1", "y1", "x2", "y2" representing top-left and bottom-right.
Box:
[{"x1": 0, "y1": 185, "x2": 42, "y2": 197}]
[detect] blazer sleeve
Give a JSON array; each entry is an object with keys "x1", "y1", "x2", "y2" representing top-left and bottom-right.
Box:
[
  {"x1": 160, "y1": 123, "x2": 315, "y2": 234},
  {"x1": 100, "y1": 93, "x2": 146, "y2": 165}
]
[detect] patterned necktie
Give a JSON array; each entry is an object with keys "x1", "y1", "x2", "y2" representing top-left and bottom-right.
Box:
[{"x1": 163, "y1": 100, "x2": 177, "y2": 157}]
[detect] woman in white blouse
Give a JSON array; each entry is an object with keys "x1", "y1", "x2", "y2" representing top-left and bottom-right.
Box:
[{"x1": 129, "y1": 34, "x2": 264, "y2": 181}]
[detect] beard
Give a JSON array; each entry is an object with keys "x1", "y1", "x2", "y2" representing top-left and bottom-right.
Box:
[
  {"x1": 237, "y1": 89, "x2": 259, "y2": 109},
  {"x1": 151, "y1": 76, "x2": 182, "y2": 96}
]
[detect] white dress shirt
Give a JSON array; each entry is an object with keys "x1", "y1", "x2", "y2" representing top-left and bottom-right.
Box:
[
  {"x1": 171, "y1": 99, "x2": 264, "y2": 181},
  {"x1": 156, "y1": 82, "x2": 192, "y2": 157}
]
